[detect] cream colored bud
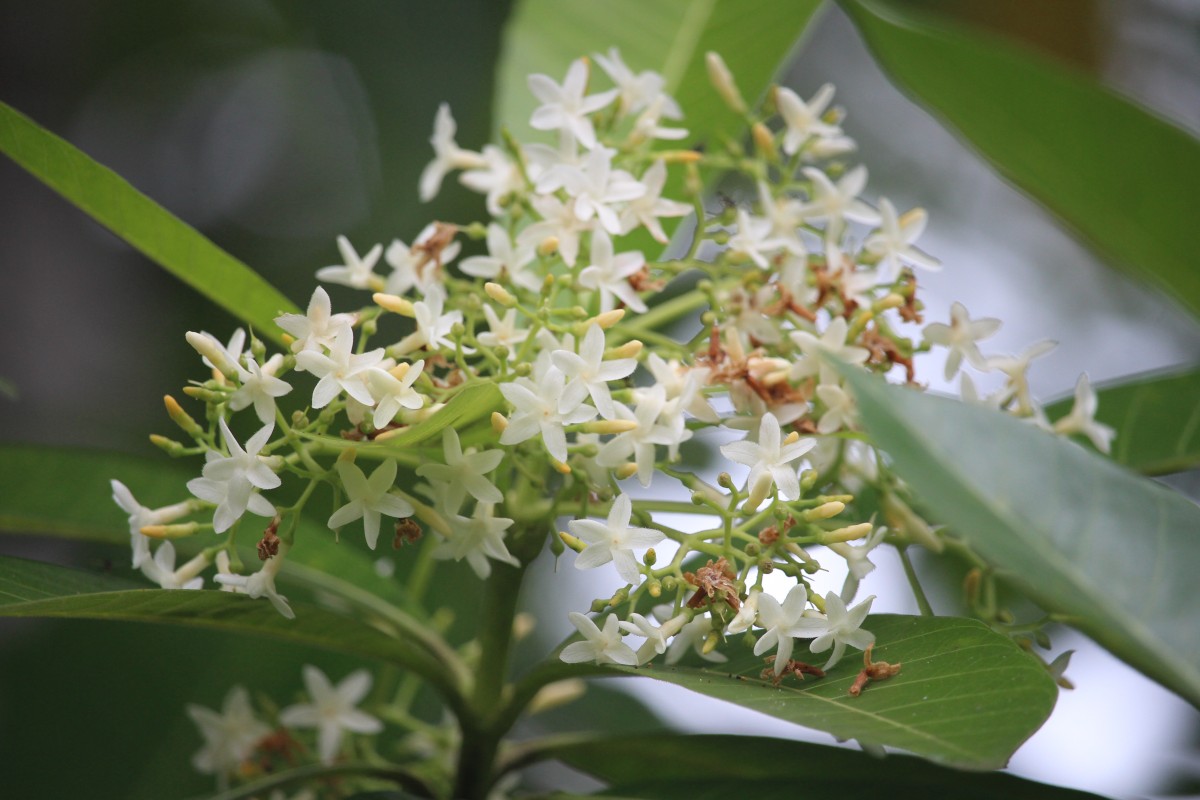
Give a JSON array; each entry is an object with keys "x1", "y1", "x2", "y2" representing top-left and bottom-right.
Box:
[
  {"x1": 491, "y1": 412, "x2": 509, "y2": 434},
  {"x1": 659, "y1": 149, "x2": 702, "y2": 164},
  {"x1": 822, "y1": 522, "x2": 874, "y2": 544},
  {"x1": 616, "y1": 463, "x2": 640, "y2": 480},
  {"x1": 163, "y1": 395, "x2": 203, "y2": 436},
  {"x1": 537, "y1": 236, "x2": 560, "y2": 257},
  {"x1": 803, "y1": 501, "x2": 846, "y2": 521},
  {"x1": 512, "y1": 612, "x2": 537, "y2": 641},
  {"x1": 706, "y1": 52, "x2": 746, "y2": 113},
  {"x1": 559, "y1": 530, "x2": 586, "y2": 553},
  {"x1": 552, "y1": 459, "x2": 572, "y2": 475},
  {"x1": 875, "y1": 293, "x2": 905, "y2": 311},
  {"x1": 783, "y1": 431, "x2": 800, "y2": 446},
  {"x1": 484, "y1": 282, "x2": 518, "y2": 307},
  {"x1": 184, "y1": 331, "x2": 238, "y2": 379},
  {"x1": 752, "y1": 122, "x2": 777, "y2": 160},
  {"x1": 702, "y1": 630, "x2": 721, "y2": 655},
  {"x1": 607, "y1": 340, "x2": 643, "y2": 360},
  {"x1": 742, "y1": 472, "x2": 773, "y2": 514},
  {"x1": 140, "y1": 522, "x2": 200, "y2": 540},
  {"x1": 592, "y1": 309, "x2": 625, "y2": 329},
  {"x1": 373, "y1": 293, "x2": 415, "y2": 317},
  {"x1": 583, "y1": 419, "x2": 640, "y2": 435},
  {"x1": 388, "y1": 362, "x2": 411, "y2": 382}
]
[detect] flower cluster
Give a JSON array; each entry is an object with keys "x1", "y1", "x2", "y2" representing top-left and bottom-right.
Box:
[{"x1": 109, "y1": 50, "x2": 1110, "y2": 787}]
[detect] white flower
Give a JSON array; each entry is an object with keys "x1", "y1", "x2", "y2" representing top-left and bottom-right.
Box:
[
  {"x1": 477, "y1": 305, "x2": 530, "y2": 353},
  {"x1": 663, "y1": 613, "x2": 727, "y2": 665},
  {"x1": 229, "y1": 354, "x2": 292, "y2": 425},
  {"x1": 140, "y1": 540, "x2": 210, "y2": 590},
  {"x1": 756, "y1": 181, "x2": 808, "y2": 257},
  {"x1": 187, "y1": 420, "x2": 280, "y2": 534},
  {"x1": 416, "y1": 428, "x2": 504, "y2": 512},
  {"x1": 808, "y1": 591, "x2": 875, "y2": 670},
  {"x1": 214, "y1": 544, "x2": 295, "y2": 619},
  {"x1": 629, "y1": 94, "x2": 689, "y2": 142},
  {"x1": 864, "y1": 198, "x2": 940, "y2": 280},
  {"x1": 365, "y1": 360, "x2": 425, "y2": 429},
  {"x1": 987, "y1": 339, "x2": 1057, "y2": 414},
  {"x1": 776, "y1": 84, "x2": 841, "y2": 155},
  {"x1": 327, "y1": 459, "x2": 414, "y2": 549},
  {"x1": 384, "y1": 223, "x2": 461, "y2": 297},
  {"x1": 753, "y1": 585, "x2": 827, "y2": 676},
  {"x1": 551, "y1": 323, "x2": 637, "y2": 419},
  {"x1": 316, "y1": 235, "x2": 383, "y2": 290},
  {"x1": 279, "y1": 666, "x2": 383, "y2": 765},
  {"x1": 295, "y1": 329, "x2": 384, "y2": 408},
  {"x1": 528, "y1": 59, "x2": 618, "y2": 149},
  {"x1": 519, "y1": 193, "x2": 592, "y2": 267},
  {"x1": 644, "y1": 354, "x2": 718, "y2": 423},
  {"x1": 190, "y1": 328, "x2": 246, "y2": 376},
  {"x1": 275, "y1": 287, "x2": 355, "y2": 354},
  {"x1": 568, "y1": 493, "x2": 664, "y2": 584},
  {"x1": 727, "y1": 208, "x2": 787, "y2": 269},
  {"x1": 110, "y1": 480, "x2": 195, "y2": 568},
  {"x1": 827, "y1": 526, "x2": 888, "y2": 602},
  {"x1": 816, "y1": 383, "x2": 857, "y2": 434},
  {"x1": 922, "y1": 301, "x2": 1002, "y2": 380},
  {"x1": 459, "y1": 223, "x2": 540, "y2": 292},
  {"x1": 800, "y1": 166, "x2": 880, "y2": 230},
  {"x1": 556, "y1": 147, "x2": 645, "y2": 234},
  {"x1": 720, "y1": 412, "x2": 814, "y2": 502},
  {"x1": 433, "y1": 503, "x2": 519, "y2": 579},
  {"x1": 1053, "y1": 373, "x2": 1115, "y2": 454},
  {"x1": 460, "y1": 144, "x2": 523, "y2": 216},
  {"x1": 560, "y1": 612, "x2": 638, "y2": 665},
  {"x1": 726, "y1": 589, "x2": 760, "y2": 634},
  {"x1": 419, "y1": 103, "x2": 486, "y2": 202},
  {"x1": 596, "y1": 387, "x2": 677, "y2": 487},
  {"x1": 593, "y1": 48, "x2": 681, "y2": 118},
  {"x1": 578, "y1": 229, "x2": 647, "y2": 313},
  {"x1": 410, "y1": 292, "x2": 466, "y2": 354},
  {"x1": 620, "y1": 160, "x2": 691, "y2": 243},
  {"x1": 499, "y1": 366, "x2": 597, "y2": 462},
  {"x1": 620, "y1": 612, "x2": 688, "y2": 665},
  {"x1": 187, "y1": 686, "x2": 271, "y2": 785},
  {"x1": 789, "y1": 317, "x2": 869, "y2": 386}
]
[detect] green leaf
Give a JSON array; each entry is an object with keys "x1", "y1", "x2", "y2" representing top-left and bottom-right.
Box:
[
  {"x1": 1044, "y1": 367, "x2": 1200, "y2": 475},
  {"x1": 0, "y1": 100, "x2": 298, "y2": 344},
  {"x1": 590, "y1": 614, "x2": 1054, "y2": 770},
  {"x1": 495, "y1": 0, "x2": 823, "y2": 142},
  {"x1": 842, "y1": 0, "x2": 1200, "y2": 319},
  {"x1": 0, "y1": 555, "x2": 460, "y2": 701},
  {"x1": 547, "y1": 733, "x2": 1107, "y2": 799},
  {"x1": 841, "y1": 367, "x2": 1200, "y2": 709}
]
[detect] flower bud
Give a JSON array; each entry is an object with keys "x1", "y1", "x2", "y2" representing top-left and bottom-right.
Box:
[
  {"x1": 607, "y1": 340, "x2": 643, "y2": 360},
  {"x1": 583, "y1": 419, "x2": 639, "y2": 435},
  {"x1": 163, "y1": 395, "x2": 203, "y2": 437},
  {"x1": 537, "y1": 236, "x2": 560, "y2": 258},
  {"x1": 484, "y1": 282, "x2": 517, "y2": 307},
  {"x1": 558, "y1": 531, "x2": 585, "y2": 553},
  {"x1": 552, "y1": 459, "x2": 572, "y2": 475},
  {"x1": 591, "y1": 309, "x2": 625, "y2": 329},
  {"x1": 527, "y1": 679, "x2": 587, "y2": 715},
  {"x1": 149, "y1": 434, "x2": 185, "y2": 456},
  {"x1": 616, "y1": 463, "x2": 640, "y2": 480},
  {"x1": 647, "y1": 580, "x2": 662, "y2": 597},
  {"x1": 752, "y1": 122, "x2": 777, "y2": 161},
  {"x1": 702, "y1": 630, "x2": 721, "y2": 655},
  {"x1": 803, "y1": 501, "x2": 845, "y2": 521},
  {"x1": 706, "y1": 52, "x2": 746, "y2": 113},
  {"x1": 491, "y1": 411, "x2": 509, "y2": 434},
  {"x1": 140, "y1": 522, "x2": 200, "y2": 539},
  {"x1": 184, "y1": 332, "x2": 239, "y2": 380},
  {"x1": 643, "y1": 548, "x2": 657, "y2": 567},
  {"x1": 372, "y1": 293, "x2": 415, "y2": 317}
]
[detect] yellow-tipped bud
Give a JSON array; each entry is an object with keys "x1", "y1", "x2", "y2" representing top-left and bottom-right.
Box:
[
  {"x1": 149, "y1": 434, "x2": 184, "y2": 456},
  {"x1": 592, "y1": 308, "x2": 625, "y2": 329},
  {"x1": 875, "y1": 293, "x2": 905, "y2": 311},
  {"x1": 373, "y1": 426, "x2": 409, "y2": 441},
  {"x1": 372, "y1": 293, "x2": 415, "y2": 316},
  {"x1": 742, "y1": 472, "x2": 772, "y2": 514},
  {"x1": 184, "y1": 331, "x2": 238, "y2": 379},
  {"x1": 659, "y1": 149, "x2": 702, "y2": 164},
  {"x1": 752, "y1": 122, "x2": 777, "y2": 161},
  {"x1": 163, "y1": 395, "x2": 202, "y2": 436},
  {"x1": 484, "y1": 282, "x2": 518, "y2": 307},
  {"x1": 607, "y1": 340, "x2": 643, "y2": 360},
  {"x1": 706, "y1": 51, "x2": 746, "y2": 113},
  {"x1": 762, "y1": 369, "x2": 791, "y2": 387},
  {"x1": 783, "y1": 431, "x2": 801, "y2": 446},
  {"x1": 559, "y1": 531, "x2": 586, "y2": 553},
  {"x1": 491, "y1": 411, "x2": 509, "y2": 434},
  {"x1": 552, "y1": 459, "x2": 572, "y2": 475},
  {"x1": 583, "y1": 419, "x2": 640, "y2": 435},
  {"x1": 616, "y1": 463, "x2": 640, "y2": 480},
  {"x1": 702, "y1": 630, "x2": 721, "y2": 655},
  {"x1": 647, "y1": 579, "x2": 662, "y2": 597},
  {"x1": 803, "y1": 501, "x2": 846, "y2": 521},
  {"x1": 822, "y1": 522, "x2": 874, "y2": 544},
  {"x1": 389, "y1": 362, "x2": 411, "y2": 381},
  {"x1": 336, "y1": 448, "x2": 357, "y2": 465},
  {"x1": 140, "y1": 522, "x2": 200, "y2": 540},
  {"x1": 537, "y1": 236, "x2": 560, "y2": 257}
]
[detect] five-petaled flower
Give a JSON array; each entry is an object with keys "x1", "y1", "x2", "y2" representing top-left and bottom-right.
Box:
[
  {"x1": 279, "y1": 666, "x2": 383, "y2": 765},
  {"x1": 568, "y1": 493, "x2": 664, "y2": 584}
]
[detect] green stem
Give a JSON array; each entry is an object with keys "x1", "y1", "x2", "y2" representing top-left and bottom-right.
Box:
[{"x1": 897, "y1": 546, "x2": 934, "y2": 617}]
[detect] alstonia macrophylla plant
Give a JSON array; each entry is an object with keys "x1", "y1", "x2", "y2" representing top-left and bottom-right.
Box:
[{"x1": 113, "y1": 50, "x2": 1111, "y2": 797}]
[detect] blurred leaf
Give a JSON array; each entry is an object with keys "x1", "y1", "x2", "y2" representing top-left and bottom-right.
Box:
[
  {"x1": 496, "y1": 0, "x2": 823, "y2": 142},
  {"x1": 590, "y1": 614, "x2": 1054, "y2": 770},
  {"x1": 842, "y1": 0, "x2": 1200, "y2": 319},
  {"x1": 841, "y1": 367, "x2": 1200, "y2": 709},
  {"x1": 1044, "y1": 367, "x2": 1200, "y2": 475},
  {"x1": 548, "y1": 733, "x2": 1108, "y2": 798},
  {"x1": 0, "y1": 555, "x2": 458, "y2": 696},
  {"x1": 0, "y1": 100, "x2": 298, "y2": 344}
]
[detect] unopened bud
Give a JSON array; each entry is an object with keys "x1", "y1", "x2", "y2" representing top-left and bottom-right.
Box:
[
  {"x1": 552, "y1": 459, "x2": 572, "y2": 475},
  {"x1": 559, "y1": 531, "x2": 585, "y2": 553},
  {"x1": 963, "y1": 568, "x2": 982, "y2": 605},
  {"x1": 803, "y1": 501, "x2": 845, "y2": 521},
  {"x1": 372, "y1": 293, "x2": 415, "y2": 316},
  {"x1": 661, "y1": 576, "x2": 678, "y2": 593},
  {"x1": 702, "y1": 630, "x2": 721, "y2": 655},
  {"x1": 491, "y1": 412, "x2": 509, "y2": 434},
  {"x1": 607, "y1": 340, "x2": 643, "y2": 360},
  {"x1": 590, "y1": 598, "x2": 608, "y2": 613},
  {"x1": 184, "y1": 331, "x2": 239, "y2": 379},
  {"x1": 752, "y1": 122, "x2": 777, "y2": 161},
  {"x1": 783, "y1": 431, "x2": 800, "y2": 446},
  {"x1": 742, "y1": 472, "x2": 773, "y2": 513},
  {"x1": 484, "y1": 282, "x2": 517, "y2": 307},
  {"x1": 875, "y1": 293, "x2": 905, "y2": 311},
  {"x1": 149, "y1": 434, "x2": 185, "y2": 456},
  {"x1": 616, "y1": 463, "x2": 640, "y2": 480},
  {"x1": 182, "y1": 385, "x2": 225, "y2": 403},
  {"x1": 583, "y1": 419, "x2": 640, "y2": 435},
  {"x1": 660, "y1": 149, "x2": 702, "y2": 164},
  {"x1": 537, "y1": 236, "x2": 560, "y2": 258},
  {"x1": 609, "y1": 586, "x2": 629, "y2": 607},
  {"x1": 163, "y1": 395, "x2": 203, "y2": 437},
  {"x1": 647, "y1": 579, "x2": 662, "y2": 597},
  {"x1": 526, "y1": 678, "x2": 586, "y2": 715},
  {"x1": 591, "y1": 309, "x2": 625, "y2": 329},
  {"x1": 643, "y1": 548, "x2": 657, "y2": 567},
  {"x1": 140, "y1": 522, "x2": 200, "y2": 540},
  {"x1": 706, "y1": 52, "x2": 746, "y2": 113},
  {"x1": 822, "y1": 522, "x2": 874, "y2": 544},
  {"x1": 513, "y1": 612, "x2": 537, "y2": 641}
]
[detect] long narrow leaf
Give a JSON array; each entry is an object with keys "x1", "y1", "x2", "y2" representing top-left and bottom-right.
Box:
[
  {"x1": 841, "y1": 366, "x2": 1200, "y2": 709},
  {"x1": 0, "y1": 100, "x2": 298, "y2": 343},
  {"x1": 842, "y1": 0, "x2": 1200, "y2": 319}
]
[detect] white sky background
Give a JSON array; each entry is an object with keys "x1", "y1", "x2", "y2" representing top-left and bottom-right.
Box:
[{"x1": 537, "y1": 4, "x2": 1200, "y2": 798}]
